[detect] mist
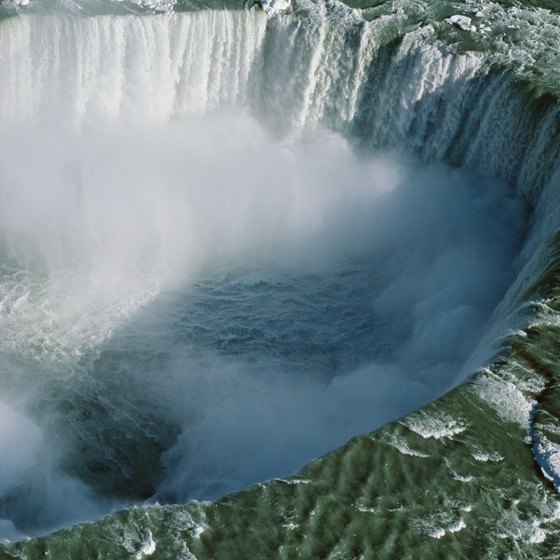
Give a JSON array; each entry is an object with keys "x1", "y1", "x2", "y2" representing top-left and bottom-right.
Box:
[
  {"x1": 0, "y1": 400, "x2": 115, "y2": 541},
  {"x1": 0, "y1": 107, "x2": 527, "y2": 538}
]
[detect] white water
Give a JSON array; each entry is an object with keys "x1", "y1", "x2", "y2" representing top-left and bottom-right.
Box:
[
  {"x1": 0, "y1": 8, "x2": 532, "y2": 539},
  {"x1": 2, "y1": 9, "x2": 558, "y2": 198},
  {"x1": 0, "y1": 12, "x2": 267, "y2": 126}
]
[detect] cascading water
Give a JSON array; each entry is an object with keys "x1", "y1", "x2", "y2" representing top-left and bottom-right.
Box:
[{"x1": 1, "y1": 0, "x2": 560, "y2": 558}]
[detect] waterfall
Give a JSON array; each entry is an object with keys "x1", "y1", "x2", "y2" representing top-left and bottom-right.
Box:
[{"x1": 1, "y1": 3, "x2": 560, "y2": 554}]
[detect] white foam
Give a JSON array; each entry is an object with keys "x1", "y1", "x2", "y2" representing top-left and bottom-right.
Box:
[
  {"x1": 404, "y1": 413, "x2": 467, "y2": 441},
  {"x1": 355, "y1": 504, "x2": 376, "y2": 513},
  {"x1": 533, "y1": 435, "x2": 560, "y2": 490},
  {"x1": 472, "y1": 451, "x2": 503, "y2": 463},
  {"x1": 135, "y1": 531, "x2": 156, "y2": 559},
  {"x1": 448, "y1": 519, "x2": 466, "y2": 533},
  {"x1": 472, "y1": 371, "x2": 533, "y2": 427},
  {"x1": 427, "y1": 527, "x2": 446, "y2": 539},
  {"x1": 452, "y1": 472, "x2": 473, "y2": 483},
  {"x1": 529, "y1": 526, "x2": 547, "y2": 544},
  {"x1": 448, "y1": 15, "x2": 475, "y2": 32},
  {"x1": 384, "y1": 435, "x2": 430, "y2": 458},
  {"x1": 259, "y1": 0, "x2": 290, "y2": 16},
  {"x1": 415, "y1": 516, "x2": 466, "y2": 539}
]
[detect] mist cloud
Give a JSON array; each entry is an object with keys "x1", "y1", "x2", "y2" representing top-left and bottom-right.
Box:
[{"x1": 0, "y1": 109, "x2": 526, "y2": 535}]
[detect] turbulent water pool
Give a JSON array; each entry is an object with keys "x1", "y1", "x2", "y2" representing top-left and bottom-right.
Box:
[
  {"x1": 1, "y1": 0, "x2": 560, "y2": 558},
  {"x1": 0, "y1": 105, "x2": 525, "y2": 537}
]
